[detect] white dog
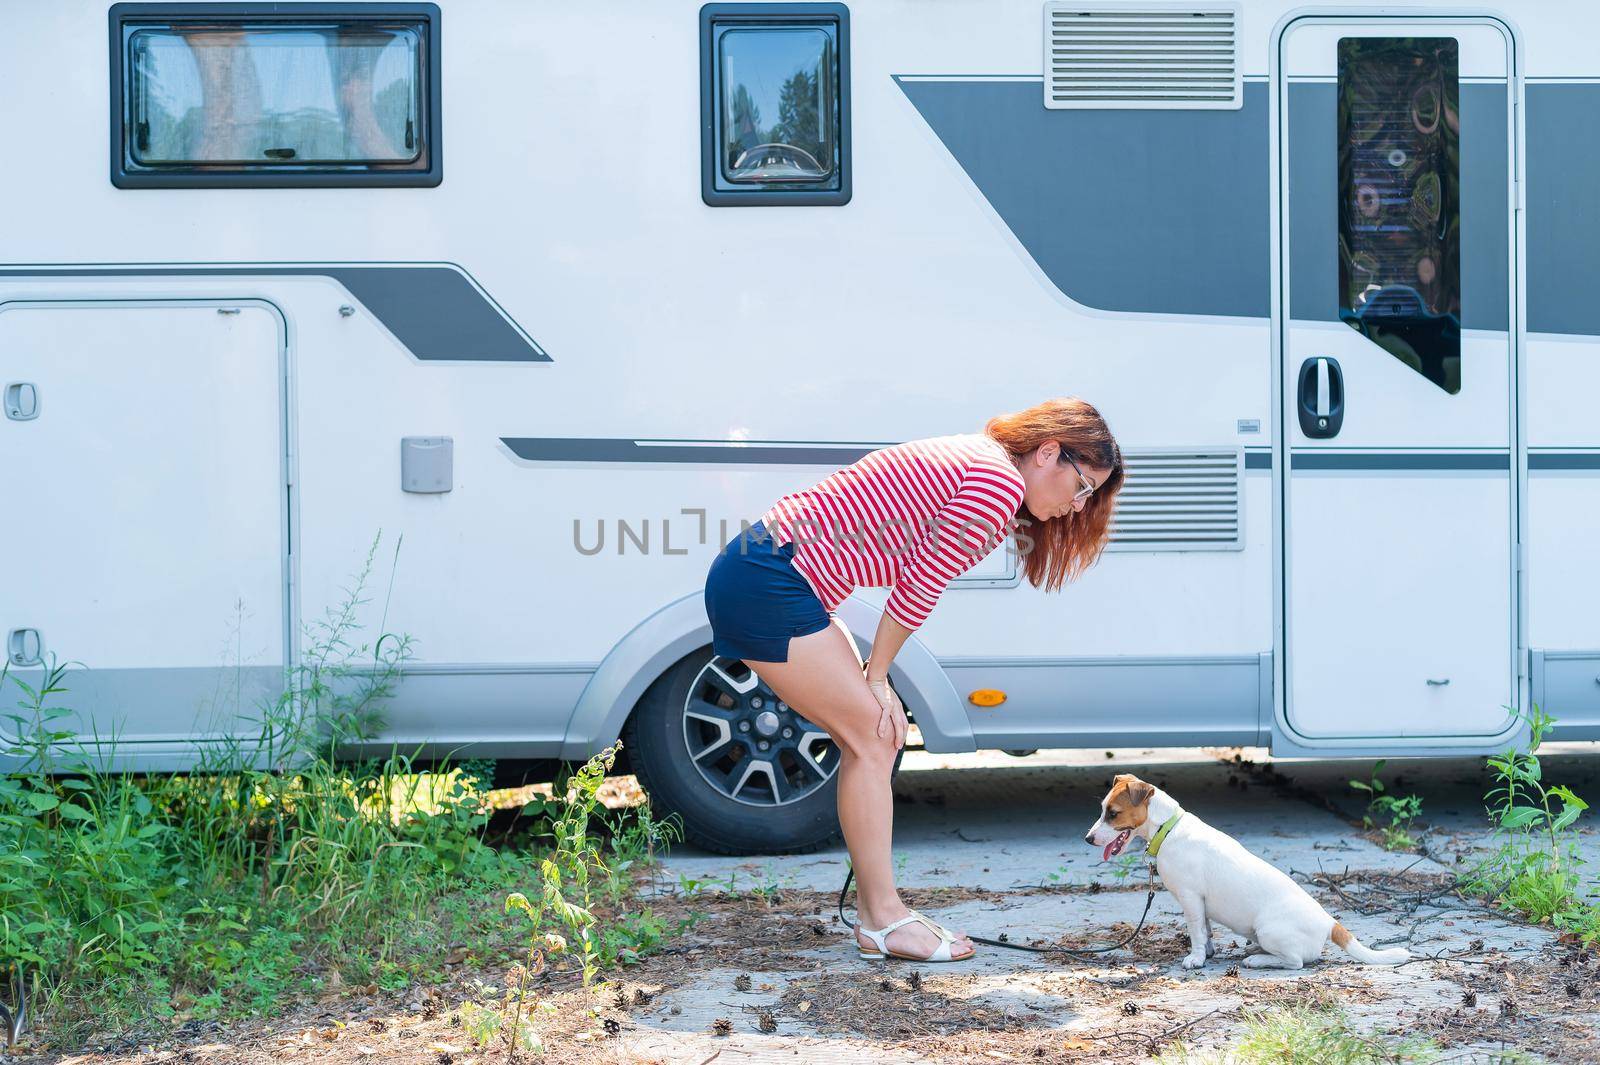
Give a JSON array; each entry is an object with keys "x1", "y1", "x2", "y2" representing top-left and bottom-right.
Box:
[{"x1": 1084, "y1": 774, "x2": 1410, "y2": 969}]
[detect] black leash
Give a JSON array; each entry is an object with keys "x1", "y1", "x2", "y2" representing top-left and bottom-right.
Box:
[
  {"x1": 0, "y1": 965, "x2": 25, "y2": 1049},
  {"x1": 838, "y1": 865, "x2": 1159, "y2": 960}
]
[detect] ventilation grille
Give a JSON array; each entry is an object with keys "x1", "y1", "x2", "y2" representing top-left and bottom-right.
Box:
[
  {"x1": 1107, "y1": 450, "x2": 1242, "y2": 551},
  {"x1": 1043, "y1": 3, "x2": 1243, "y2": 110}
]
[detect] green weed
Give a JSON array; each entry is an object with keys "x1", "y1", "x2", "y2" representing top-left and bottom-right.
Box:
[
  {"x1": 1159, "y1": 1005, "x2": 1442, "y2": 1063},
  {"x1": 674, "y1": 872, "x2": 711, "y2": 897},
  {"x1": 749, "y1": 863, "x2": 794, "y2": 907},
  {"x1": 1462, "y1": 704, "x2": 1596, "y2": 941},
  {"x1": 1349, "y1": 760, "x2": 1424, "y2": 851},
  {"x1": 1110, "y1": 852, "x2": 1142, "y2": 881}
]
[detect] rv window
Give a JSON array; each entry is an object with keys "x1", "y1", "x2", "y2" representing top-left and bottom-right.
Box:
[
  {"x1": 1337, "y1": 37, "x2": 1461, "y2": 393},
  {"x1": 700, "y1": 4, "x2": 851, "y2": 206},
  {"x1": 110, "y1": 3, "x2": 441, "y2": 188}
]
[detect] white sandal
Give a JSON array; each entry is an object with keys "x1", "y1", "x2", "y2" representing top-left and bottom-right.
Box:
[{"x1": 856, "y1": 910, "x2": 972, "y2": 962}]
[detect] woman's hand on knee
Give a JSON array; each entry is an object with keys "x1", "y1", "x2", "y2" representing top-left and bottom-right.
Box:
[{"x1": 865, "y1": 677, "x2": 907, "y2": 749}]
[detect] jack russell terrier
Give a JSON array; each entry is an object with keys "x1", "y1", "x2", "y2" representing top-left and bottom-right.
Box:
[{"x1": 1085, "y1": 774, "x2": 1410, "y2": 969}]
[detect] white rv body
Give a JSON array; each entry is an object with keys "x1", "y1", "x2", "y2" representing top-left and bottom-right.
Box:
[{"x1": 3, "y1": 2, "x2": 1597, "y2": 817}]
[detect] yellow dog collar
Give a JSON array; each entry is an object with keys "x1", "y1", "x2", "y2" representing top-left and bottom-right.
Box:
[{"x1": 1146, "y1": 809, "x2": 1184, "y2": 859}]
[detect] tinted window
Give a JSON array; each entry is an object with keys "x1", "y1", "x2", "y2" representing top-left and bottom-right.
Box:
[
  {"x1": 110, "y1": 4, "x2": 441, "y2": 188},
  {"x1": 130, "y1": 25, "x2": 421, "y2": 165},
  {"x1": 700, "y1": 4, "x2": 850, "y2": 207},
  {"x1": 1338, "y1": 37, "x2": 1461, "y2": 394},
  {"x1": 719, "y1": 27, "x2": 836, "y2": 184}
]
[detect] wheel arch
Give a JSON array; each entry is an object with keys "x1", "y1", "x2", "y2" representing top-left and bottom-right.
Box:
[{"x1": 559, "y1": 590, "x2": 977, "y2": 759}]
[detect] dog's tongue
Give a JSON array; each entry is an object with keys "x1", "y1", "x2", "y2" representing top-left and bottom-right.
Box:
[{"x1": 1103, "y1": 829, "x2": 1131, "y2": 862}]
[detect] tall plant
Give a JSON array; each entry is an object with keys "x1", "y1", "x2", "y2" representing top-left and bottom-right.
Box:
[
  {"x1": 492, "y1": 744, "x2": 623, "y2": 1057},
  {"x1": 1465, "y1": 704, "x2": 1590, "y2": 926}
]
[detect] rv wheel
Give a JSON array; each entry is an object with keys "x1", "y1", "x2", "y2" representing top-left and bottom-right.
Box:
[{"x1": 625, "y1": 651, "x2": 852, "y2": 855}]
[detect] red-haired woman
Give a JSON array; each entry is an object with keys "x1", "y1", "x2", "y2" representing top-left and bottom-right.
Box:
[{"x1": 703, "y1": 398, "x2": 1123, "y2": 961}]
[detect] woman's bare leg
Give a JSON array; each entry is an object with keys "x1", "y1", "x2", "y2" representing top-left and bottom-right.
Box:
[{"x1": 742, "y1": 617, "x2": 972, "y2": 959}]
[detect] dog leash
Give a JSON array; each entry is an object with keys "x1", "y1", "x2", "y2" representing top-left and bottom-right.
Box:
[
  {"x1": 0, "y1": 966, "x2": 25, "y2": 1049},
  {"x1": 837, "y1": 864, "x2": 1158, "y2": 960}
]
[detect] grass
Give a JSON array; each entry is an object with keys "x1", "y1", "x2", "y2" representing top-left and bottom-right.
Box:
[
  {"x1": 0, "y1": 534, "x2": 679, "y2": 1050},
  {"x1": 1159, "y1": 1005, "x2": 1442, "y2": 1064}
]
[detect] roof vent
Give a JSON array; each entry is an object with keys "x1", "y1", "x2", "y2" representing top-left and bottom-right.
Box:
[
  {"x1": 1106, "y1": 450, "x2": 1243, "y2": 551},
  {"x1": 1043, "y1": 2, "x2": 1243, "y2": 110}
]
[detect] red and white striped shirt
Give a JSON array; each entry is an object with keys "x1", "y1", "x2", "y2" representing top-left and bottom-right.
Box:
[{"x1": 760, "y1": 433, "x2": 1027, "y2": 630}]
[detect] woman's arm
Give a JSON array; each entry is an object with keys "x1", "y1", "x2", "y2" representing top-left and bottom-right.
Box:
[
  {"x1": 864, "y1": 611, "x2": 913, "y2": 682},
  {"x1": 882, "y1": 466, "x2": 1024, "y2": 633},
  {"x1": 864, "y1": 611, "x2": 913, "y2": 747}
]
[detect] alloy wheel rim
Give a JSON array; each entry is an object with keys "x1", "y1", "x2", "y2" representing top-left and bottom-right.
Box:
[{"x1": 681, "y1": 656, "x2": 839, "y2": 807}]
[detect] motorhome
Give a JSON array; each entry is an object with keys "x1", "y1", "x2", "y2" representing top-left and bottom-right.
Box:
[{"x1": 5, "y1": 1, "x2": 1596, "y2": 853}]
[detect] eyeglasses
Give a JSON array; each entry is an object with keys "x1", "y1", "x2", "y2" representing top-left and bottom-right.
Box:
[{"x1": 1064, "y1": 453, "x2": 1097, "y2": 503}]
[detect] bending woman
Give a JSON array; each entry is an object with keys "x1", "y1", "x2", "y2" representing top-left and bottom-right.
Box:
[{"x1": 703, "y1": 397, "x2": 1123, "y2": 962}]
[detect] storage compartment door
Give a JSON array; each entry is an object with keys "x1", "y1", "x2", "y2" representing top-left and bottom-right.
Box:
[{"x1": 2, "y1": 303, "x2": 287, "y2": 758}]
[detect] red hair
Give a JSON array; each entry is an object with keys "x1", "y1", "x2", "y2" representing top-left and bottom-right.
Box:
[{"x1": 984, "y1": 397, "x2": 1123, "y2": 592}]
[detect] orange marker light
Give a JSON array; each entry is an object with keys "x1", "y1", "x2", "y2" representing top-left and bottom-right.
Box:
[{"x1": 968, "y1": 689, "x2": 1006, "y2": 707}]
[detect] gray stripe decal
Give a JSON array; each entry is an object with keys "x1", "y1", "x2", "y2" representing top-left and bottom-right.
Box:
[
  {"x1": 510, "y1": 441, "x2": 1589, "y2": 472},
  {"x1": 895, "y1": 78, "x2": 1271, "y2": 318},
  {"x1": 503, "y1": 437, "x2": 884, "y2": 464},
  {"x1": 0, "y1": 265, "x2": 547, "y2": 362},
  {"x1": 1530, "y1": 452, "x2": 1600, "y2": 470},
  {"x1": 1529, "y1": 84, "x2": 1600, "y2": 336},
  {"x1": 1291, "y1": 452, "x2": 1509, "y2": 471},
  {"x1": 897, "y1": 77, "x2": 1600, "y2": 335}
]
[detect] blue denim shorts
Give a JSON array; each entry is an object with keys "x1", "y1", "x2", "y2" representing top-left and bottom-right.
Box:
[{"x1": 704, "y1": 520, "x2": 833, "y2": 663}]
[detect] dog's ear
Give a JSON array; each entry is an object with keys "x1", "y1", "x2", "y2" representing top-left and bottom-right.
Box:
[
  {"x1": 1123, "y1": 780, "x2": 1155, "y2": 807},
  {"x1": 1112, "y1": 773, "x2": 1136, "y2": 785}
]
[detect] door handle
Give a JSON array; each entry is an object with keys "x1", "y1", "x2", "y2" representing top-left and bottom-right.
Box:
[
  {"x1": 1297, "y1": 357, "x2": 1344, "y2": 439},
  {"x1": 4, "y1": 382, "x2": 39, "y2": 421},
  {"x1": 7, "y1": 628, "x2": 42, "y2": 667}
]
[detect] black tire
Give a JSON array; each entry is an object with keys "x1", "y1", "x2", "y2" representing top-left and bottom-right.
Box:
[{"x1": 625, "y1": 648, "x2": 860, "y2": 855}]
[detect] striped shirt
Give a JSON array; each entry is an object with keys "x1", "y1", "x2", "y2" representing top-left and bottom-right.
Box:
[{"x1": 760, "y1": 433, "x2": 1027, "y2": 630}]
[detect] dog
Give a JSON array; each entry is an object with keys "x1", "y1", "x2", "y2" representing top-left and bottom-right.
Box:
[{"x1": 1084, "y1": 773, "x2": 1410, "y2": 969}]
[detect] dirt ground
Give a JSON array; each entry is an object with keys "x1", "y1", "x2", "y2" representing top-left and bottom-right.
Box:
[{"x1": 13, "y1": 746, "x2": 1600, "y2": 1064}]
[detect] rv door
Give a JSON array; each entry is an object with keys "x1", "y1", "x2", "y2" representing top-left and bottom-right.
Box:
[
  {"x1": 1274, "y1": 17, "x2": 1521, "y2": 747},
  {"x1": 2, "y1": 302, "x2": 289, "y2": 768}
]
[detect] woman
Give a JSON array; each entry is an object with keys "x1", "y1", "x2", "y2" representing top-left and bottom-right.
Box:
[{"x1": 703, "y1": 397, "x2": 1123, "y2": 962}]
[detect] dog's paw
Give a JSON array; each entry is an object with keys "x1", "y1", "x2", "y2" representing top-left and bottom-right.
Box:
[{"x1": 1181, "y1": 953, "x2": 1208, "y2": 970}]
